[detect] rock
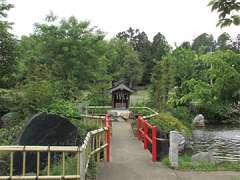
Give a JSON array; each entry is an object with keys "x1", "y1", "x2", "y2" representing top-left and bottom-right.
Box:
[
  {"x1": 169, "y1": 131, "x2": 186, "y2": 168},
  {"x1": 110, "y1": 109, "x2": 130, "y2": 121},
  {"x1": 191, "y1": 151, "x2": 216, "y2": 163},
  {"x1": 0, "y1": 112, "x2": 20, "y2": 128},
  {"x1": 193, "y1": 114, "x2": 205, "y2": 127},
  {"x1": 14, "y1": 112, "x2": 78, "y2": 174}
]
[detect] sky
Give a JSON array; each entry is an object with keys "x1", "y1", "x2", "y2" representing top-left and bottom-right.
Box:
[{"x1": 7, "y1": 0, "x2": 240, "y2": 46}]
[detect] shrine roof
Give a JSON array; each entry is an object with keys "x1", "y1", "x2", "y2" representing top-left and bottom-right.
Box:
[{"x1": 109, "y1": 82, "x2": 134, "y2": 93}]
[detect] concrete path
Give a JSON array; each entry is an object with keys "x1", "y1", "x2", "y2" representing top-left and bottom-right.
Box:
[{"x1": 97, "y1": 121, "x2": 240, "y2": 180}]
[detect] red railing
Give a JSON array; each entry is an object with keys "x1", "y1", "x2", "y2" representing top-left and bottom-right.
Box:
[
  {"x1": 105, "y1": 113, "x2": 111, "y2": 161},
  {"x1": 137, "y1": 115, "x2": 157, "y2": 161}
]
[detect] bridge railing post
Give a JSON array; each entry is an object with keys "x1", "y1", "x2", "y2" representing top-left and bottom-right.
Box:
[
  {"x1": 105, "y1": 113, "x2": 110, "y2": 162},
  {"x1": 152, "y1": 126, "x2": 157, "y2": 161},
  {"x1": 144, "y1": 120, "x2": 148, "y2": 150},
  {"x1": 137, "y1": 116, "x2": 141, "y2": 141},
  {"x1": 80, "y1": 149, "x2": 86, "y2": 180}
]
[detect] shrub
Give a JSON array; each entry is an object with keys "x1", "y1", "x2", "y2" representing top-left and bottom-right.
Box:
[
  {"x1": 0, "y1": 125, "x2": 23, "y2": 145},
  {"x1": 41, "y1": 99, "x2": 80, "y2": 117},
  {"x1": 168, "y1": 106, "x2": 193, "y2": 127},
  {"x1": 149, "y1": 112, "x2": 191, "y2": 136},
  {"x1": 18, "y1": 80, "x2": 55, "y2": 114}
]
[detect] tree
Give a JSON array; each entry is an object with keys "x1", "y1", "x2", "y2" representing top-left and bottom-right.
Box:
[
  {"x1": 18, "y1": 15, "x2": 110, "y2": 98},
  {"x1": 233, "y1": 34, "x2": 240, "y2": 52},
  {"x1": 173, "y1": 50, "x2": 240, "y2": 122},
  {"x1": 208, "y1": 0, "x2": 240, "y2": 27},
  {"x1": 122, "y1": 52, "x2": 143, "y2": 88},
  {"x1": 151, "y1": 32, "x2": 171, "y2": 61},
  {"x1": 0, "y1": 0, "x2": 17, "y2": 88},
  {"x1": 150, "y1": 55, "x2": 174, "y2": 111},
  {"x1": 107, "y1": 38, "x2": 143, "y2": 88},
  {"x1": 117, "y1": 27, "x2": 152, "y2": 84},
  {"x1": 0, "y1": 0, "x2": 13, "y2": 18},
  {"x1": 217, "y1": 32, "x2": 233, "y2": 50},
  {"x1": 192, "y1": 33, "x2": 216, "y2": 54},
  {"x1": 172, "y1": 48, "x2": 199, "y2": 87},
  {"x1": 179, "y1": 41, "x2": 192, "y2": 49}
]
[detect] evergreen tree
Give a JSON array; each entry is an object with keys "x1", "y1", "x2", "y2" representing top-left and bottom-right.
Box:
[{"x1": 0, "y1": 0, "x2": 17, "y2": 88}]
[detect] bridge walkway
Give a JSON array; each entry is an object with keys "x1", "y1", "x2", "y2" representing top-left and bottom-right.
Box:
[
  {"x1": 96, "y1": 121, "x2": 178, "y2": 180},
  {"x1": 96, "y1": 121, "x2": 240, "y2": 180}
]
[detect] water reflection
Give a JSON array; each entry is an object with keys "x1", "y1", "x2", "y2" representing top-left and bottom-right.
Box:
[{"x1": 192, "y1": 125, "x2": 240, "y2": 161}]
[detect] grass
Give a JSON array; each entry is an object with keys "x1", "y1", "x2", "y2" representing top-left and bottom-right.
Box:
[
  {"x1": 162, "y1": 154, "x2": 240, "y2": 171},
  {"x1": 130, "y1": 89, "x2": 149, "y2": 106}
]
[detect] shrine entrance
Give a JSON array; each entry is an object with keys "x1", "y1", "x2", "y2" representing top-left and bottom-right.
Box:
[{"x1": 109, "y1": 82, "x2": 133, "y2": 109}]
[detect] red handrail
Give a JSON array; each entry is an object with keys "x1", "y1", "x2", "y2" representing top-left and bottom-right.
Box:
[
  {"x1": 137, "y1": 115, "x2": 157, "y2": 161},
  {"x1": 105, "y1": 113, "x2": 111, "y2": 161}
]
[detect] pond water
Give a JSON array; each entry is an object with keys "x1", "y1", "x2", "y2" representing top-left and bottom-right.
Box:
[{"x1": 192, "y1": 125, "x2": 240, "y2": 161}]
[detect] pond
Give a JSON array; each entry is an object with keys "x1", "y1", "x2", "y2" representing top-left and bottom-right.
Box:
[{"x1": 192, "y1": 125, "x2": 240, "y2": 161}]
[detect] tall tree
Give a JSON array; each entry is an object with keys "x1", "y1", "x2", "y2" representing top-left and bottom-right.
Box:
[
  {"x1": 117, "y1": 28, "x2": 152, "y2": 84},
  {"x1": 217, "y1": 32, "x2": 233, "y2": 50},
  {"x1": 18, "y1": 15, "x2": 110, "y2": 99},
  {"x1": 192, "y1": 33, "x2": 216, "y2": 54},
  {"x1": 151, "y1": 32, "x2": 171, "y2": 60},
  {"x1": 0, "y1": 0, "x2": 17, "y2": 88},
  {"x1": 179, "y1": 41, "x2": 192, "y2": 49},
  {"x1": 233, "y1": 34, "x2": 240, "y2": 52},
  {"x1": 172, "y1": 48, "x2": 200, "y2": 86},
  {"x1": 107, "y1": 38, "x2": 143, "y2": 88},
  {"x1": 150, "y1": 55, "x2": 174, "y2": 111}
]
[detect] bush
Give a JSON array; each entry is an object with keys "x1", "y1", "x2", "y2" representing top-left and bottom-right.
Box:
[
  {"x1": 18, "y1": 80, "x2": 55, "y2": 114},
  {"x1": 168, "y1": 106, "x2": 193, "y2": 127},
  {"x1": 0, "y1": 125, "x2": 23, "y2": 145},
  {"x1": 41, "y1": 99, "x2": 80, "y2": 117},
  {"x1": 149, "y1": 112, "x2": 191, "y2": 136}
]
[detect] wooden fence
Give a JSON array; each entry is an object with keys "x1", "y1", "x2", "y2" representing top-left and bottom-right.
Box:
[
  {"x1": 85, "y1": 106, "x2": 159, "y2": 119},
  {"x1": 0, "y1": 114, "x2": 111, "y2": 180}
]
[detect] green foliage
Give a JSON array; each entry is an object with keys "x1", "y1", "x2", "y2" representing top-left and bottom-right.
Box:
[
  {"x1": 117, "y1": 28, "x2": 170, "y2": 84},
  {"x1": 162, "y1": 154, "x2": 240, "y2": 171},
  {"x1": 151, "y1": 32, "x2": 171, "y2": 61},
  {"x1": 0, "y1": 0, "x2": 13, "y2": 18},
  {"x1": 41, "y1": 99, "x2": 80, "y2": 117},
  {"x1": 150, "y1": 55, "x2": 174, "y2": 111},
  {"x1": 149, "y1": 112, "x2": 191, "y2": 136},
  {"x1": 107, "y1": 38, "x2": 143, "y2": 87},
  {"x1": 17, "y1": 15, "x2": 110, "y2": 97},
  {"x1": 217, "y1": 32, "x2": 233, "y2": 50},
  {"x1": 192, "y1": 33, "x2": 216, "y2": 54},
  {"x1": 0, "y1": 0, "x2": 17, "y2": 88},
  {"x1": 167, "y1": 106, "x2": 193, "y2": 127},
  {"x1": 0, "y1": 125, "x2": 23, "y2": 145},
  {"x1": 209, "y1": 0, "x2": 240, "y2": 27},
  {"x1": 8, "y1": 80, "x2": 55, "y2": 116},
  {"x1": 87, "y1": 81, "x2": 111, "y2": 106},
  {"x1": 168, "y1": 50, "x2": 240, "y2": 123}
]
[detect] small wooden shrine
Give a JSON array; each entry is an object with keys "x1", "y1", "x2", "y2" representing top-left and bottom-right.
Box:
[{"x1": 109, "y1": 82, "x2": 133, "y2": 109}]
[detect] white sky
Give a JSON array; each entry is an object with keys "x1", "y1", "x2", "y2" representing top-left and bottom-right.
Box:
[{"x1": 7, "y1": 0, "x2": 240, "y2": 46}]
